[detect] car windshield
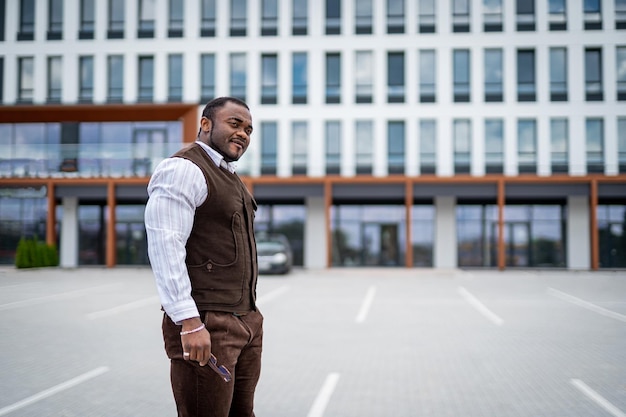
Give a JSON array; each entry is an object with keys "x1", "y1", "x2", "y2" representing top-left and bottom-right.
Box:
[{"x1": 257, "y1": 241, "x2": 285, "y2": 252}]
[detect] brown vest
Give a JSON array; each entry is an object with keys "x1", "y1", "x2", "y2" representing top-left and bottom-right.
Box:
[{"x1": 173, "y1": 143, "x2": 258, "y2": 313}]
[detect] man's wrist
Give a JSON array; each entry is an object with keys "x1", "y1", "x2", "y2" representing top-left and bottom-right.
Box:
[{"x1": 180, "y1": 317, "x2": 203, "y2": 331}]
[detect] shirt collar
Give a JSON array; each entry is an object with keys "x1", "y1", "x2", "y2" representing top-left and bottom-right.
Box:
[{"x1": 195, "y1": 140, "x2": 237, "y2": 173}]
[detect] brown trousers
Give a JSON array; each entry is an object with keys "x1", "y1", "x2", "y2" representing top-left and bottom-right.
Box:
[{"x1": 162, "y1": 310, "x2": 264, "y2": 417}]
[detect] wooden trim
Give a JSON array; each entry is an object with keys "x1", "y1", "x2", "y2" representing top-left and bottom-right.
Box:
[
  {"x1": 106, "y1": 181, "x2": 116, "y2": 268},
  {"x1": 497, "y1": 178, "x2": 505, "y2": 270},
  {"x1": 590, "y1": 179, "x2": 599, "y2": 270},
  {"x1": 405, "y1": 179, "x2": 413, "y2": 267},
  {"x1": 46, "y1": 180, "x2": 56, "y2": 246}
]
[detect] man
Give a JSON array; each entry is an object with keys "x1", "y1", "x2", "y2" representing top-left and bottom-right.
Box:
[{"x1": 145, "y1": 97, "x2": 262, "y2": 417}]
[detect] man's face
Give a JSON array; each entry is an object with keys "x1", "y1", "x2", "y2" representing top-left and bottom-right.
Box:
[{"x1": 202, "y1": 101, "x2": 253, "y2": 162}]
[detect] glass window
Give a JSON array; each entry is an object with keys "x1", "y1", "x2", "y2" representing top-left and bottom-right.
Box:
[
  {"x1": 18, "y1": 0, "x2": 35, "y2": 40},
  {"x1": 230, "y1": 0, "x2": 247, "y2": 36},
  {"x1": 453, "y1": 49, "x2": 470, "y2": 102},
  {"x1": 292, "y1": 52, "x2": 307, "y2": 104},
  {"x1": 584, "y1": 0, "x2": 602, "y2": 29},
  {"x1": 550, "y1": 47, "x2": 568, "y2": 101},
  {"x1": 107, "y1": 55, "x2": 124, "y2": 102},
  {"x1": 618, "y1": 118, "x2": 626, "y2": 172},
  {"x1": 168, "y1": 0, "x2": 184, "y2": 37},
  {"x1": 419, "y1": 119, "x2": 436, "y2": 174},
  {"x1": 138, "y1": 0, "x2": 155, "y2": 37},
  {"x1": 483, "y1": 0, "x2": 503, "y2": 31},
  {"x1": 292, "y1": 121, "x2": 308, "y2": 175},
  {"x1": 585, "y1": 48, "x2": 603, "y2": 101},
  {"x1": 388, "y1": 121, "x2": 405, "y2": 174},
  {"x1": 47, "y1": 56, "x2": 62, "y2": 103},
  {"x1": 418, "y1": 0, "x2": 436, "y2": 33},
  {"x1": 79, "y1": 56, "x2": 95, "y2": 102},
  {"x1": 453, "y1": 119, "x2": 471, "y2": 174},
  {"x1": 411, "y1": 205, "x2": 435, "y2": 266},
  {"x1": 18, "y1": 57, "x2": 34, "y2": 103},
  {"x1": 0, "y1": 58, "x2": 4, "y2": 102},
  {"x1": 137, "y1": 56, "x2": 154, "y2": 102},
  {"x1": 598, "y1": 204, "x2": 626, "y2": 268},
  {"x1": 292, "y1": 0, "x2": 308, "y2": 35},
  {"x1": 550, "y1": 118, "x2": 568, "y2": 173},
  {"x1": 326, "y1": 121, "x2": 341, "y2": 174},
  {"x1": 260, "y1": 122, "x2": 277, "y2": 175},
  {"x1": 387, "y1": 52, "x2": 405, "y2": 103},
  {"x1": 485, "y1": 119, "x2": 503, "y2": 173},
  {"x1": 457, "y1": 205, "x2": 499, "y2": 267},
  {"x1": 355, "y1": 51, "x2": 373, "y2": 103},
  {"x1": 419, "y1": 50, "x2": 436, "y2": 103},
  {"x1": 168, "y1": 54, "x2": 183, "y2": 101},
  {"x1": 516, "y1": 0, "x2": 535, "y2": 30},
  {"x1": 261, "y1": 0, "x2": 278, "y2": 35},
  {"x1": 261, "y1": 54, "x2": 278, "y2": 104},
  {"x1": 484, "y1": 48, "x2": 503, "y2": 102},
  {"x1": 387, "y1": 0, "x2": 405, "y2": 33},
  {"x1": 48, "y1": 0, "x2": 63, "y2": 40},
  {"x1": 517, "y1": 49, "x2": 536, "y2": 101},
  {"x1": 618, "y1": 47, "x2": 626, "y2": 100},
  {"x1": 230, "y1": 53, "x2": 246, "y2": 101},
  {"x1": 518, "y1": 119, "x2": 536, "y2": 173},
  {"x1": 326, "y1": 53, "x2": 341, "y2": 104},
  {"x1": 617, "y1": 0, "x2": 626, "y2": 29},
  {"x1": 548, "y1": 0, "x2": 567, "y2": 30},
  {"x1": 452, "y1": 0, "x2": 470, "y2": 32},
  {"x1": 108, "y1": 0, "x2": 124, "y2": 38},
  {"x1": 355, "y1": 0, "x2": 373, "y2": 34},
  {"x1": 586, "y1": 118, "x2": 604, "y2": 173},
  {"x1": 200, "y1": 0, "x2": 216, "y2": 36},
  {"x1": 356, "y1": 120, "x2": 373, "y2": 174},
  {"x1": 326, "y1": 0, "x2": 341, "y2": 34},
  {"x1": 201, "y1": 54, "x2": 215, "y2": 102}
]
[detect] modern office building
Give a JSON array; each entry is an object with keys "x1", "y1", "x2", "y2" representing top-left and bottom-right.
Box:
[{"x1": 0, "y1": 0, "x2": 625, "y2": 270}]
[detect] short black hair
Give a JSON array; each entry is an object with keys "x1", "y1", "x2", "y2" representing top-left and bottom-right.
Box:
[{"x1": 201, "y1": 96, "x2": 250, "y2": 123}]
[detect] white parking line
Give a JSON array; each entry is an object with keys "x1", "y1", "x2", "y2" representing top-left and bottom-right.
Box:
[
  {"x1": 86, "y1": 296, "x2": 160, "y2": 320},
  {"x1": 0, "y1": 284, "x2": 119, "y2": 311},
  {"x1": 0, "y1": 366, "x2": 110, "y2": 416},
  {"x1": 307, "y1": 373, "x2": 340, "y2": 417},
  {"x1": 458, "y1": 287, "x2": 504, "y2": 326},
  {"x1": 256, "y1": 286, "x2": 289, "y2": 305},
  {"x1": 571, "y1": 379, "x2": 626, "y2": 417},
  {"x1": 548, "y1": 288, "x2": 626, "y2": 323},
  {"x1": 355, "y1": 286, "x2": 377, "y2": 323}
]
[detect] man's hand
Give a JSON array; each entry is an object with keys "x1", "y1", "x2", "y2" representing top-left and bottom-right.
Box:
[{"x1": 180, "y1": 317, "x2": 212, "y2": 366}]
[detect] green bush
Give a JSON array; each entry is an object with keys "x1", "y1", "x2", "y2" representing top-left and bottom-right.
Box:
[{"x1": 15, "y1": 236, "x2": 59, "y2": 269}]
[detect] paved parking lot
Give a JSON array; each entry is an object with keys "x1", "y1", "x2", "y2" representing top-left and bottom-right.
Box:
[{"x1": 0, "y1": 266, "x2": 625, "y2": 417}]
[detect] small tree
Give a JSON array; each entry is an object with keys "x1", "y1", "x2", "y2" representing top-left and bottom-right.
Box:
[{"x1": 15, "y1": 236, "x2": 59, "y2": 268}]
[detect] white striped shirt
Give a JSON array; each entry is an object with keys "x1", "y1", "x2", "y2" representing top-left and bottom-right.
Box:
[{"x1": 145, "y1": 141, "x2": 236, "y2": 324}]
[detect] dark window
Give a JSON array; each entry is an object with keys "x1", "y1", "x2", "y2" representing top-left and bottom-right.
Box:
[
  {"x1": 453, "y1": 119, "x2": 471, "y2": 174},
  {"x1": 200, "y1": 0, "x2": 216, "y2": 37},
  {"x1": 585, "y1": 48, "x2": 603, "y2": 101},
  {"x1": 550, "y1": 48, "x2": 568, "y2": 101},
  {"x1": 138, "y1": 0, "x2": 155, "y2": 38},
  {"x1": 261, "y1": 122, "x2": 278, "y2": 175},
  {"x1": 419, "y1": 50, "x2": 436, "y2": 103},
  {"x1": 326, "y1": 0, "x2": 341, "y2": 34},
  {"x1": 292, "y1": 0, "x2": 308, "y2": 35},
  {"x1": 18, "y1": 0, "x2": 35, "y2": 40},
  {"x1": 47, "y1": 56, "x2": 62, "y2": 103},
  {"x1": 387, "y1": 52, "x2": 405, "y2": 103},
  {"x1": 18, "y1": 57, "x2": 35, "y2": 102},
  {"x1": 292, "y1": 52, "x2": 307, "y2": 104},
  {"x1": 200, "y1": 54, "x2": 215, "y2": 102},
  {"x1": 355, "y1": 0, "x2": 373, "y2": 34},
  {"x1": 79, "y1": 56, "x2": 94, "y2": 102},
  {"x1": 355, "y1": 51, "x2": 373, "y2": 103},
  {"x1": 584, "y1": 0, "x2": 602, "y2": 30},
  {"x1": 387, "y1": 0, "x2": 404, "y2": 33},
  {"x1": 548, "y1": 0, "x2": 567, "y2": 30},
  {"x1": 516, "y1": 0, "x2": 535, "y2": 31},
  {"x1": 452, "y1": 0, "x2": 470, "y2": 32},
  {"x1": 261, "y1": 0, "x2": 278, "y2": 35},
  {"x1": 0, "y1": 0, "x2": 5, "y2": 41},
  {"x1": 326, "y1": 53, "x2": 341, "y2": 104},
  {"x1": 137, "y1": 56, "x2": 154, "y2": 102},
  {"x1": 550, "y1": 118, "x2": 569, "y2": 174},
  {"x1": 107, "y1": 55, "x2": 124, "y2": 102},
  {"x1": 617, "y1": 0, "x2": 626, "y2": 29},
  {"x1": 618, "y1": 118, "x2": 626, "y2": 172},
  {"x1": 485, "y1": 119, "x2": 504, "y2": 173},
  {"x1": 388, "y1": 121, "x2": 405, "y2": 174},
  {"x1": 261, "y1": 54, "x2": 278, "y2": 104},
  {"x1": 168, "y1": 54, "x2": 183, "y2": 101},
  {"x1": 419, "y1": 120, "x2": 436, "y2": 174},
  {"x1": 79, "y1": 0, "x2": 95, "y2": 39},
  {"x1": 230, "y1": 53, "x2": 246, "y2": 101},
  {"x1": 326, "y1": 121, "x2": 341, "y2": 174},
  {"x1": 517, "y1": 50, "x2": 536, "y2": 102},
  {"x1": 47, "y1": 0, "x2": 63, "y2": 40},
  {"x1": 230, "y1": 0, "x2": 247, "y2": 36},
  {"x1": 618, "y1": 47, "x2": 626, "y2": 100},
  {"x1": 355, "y1": 121, "x2": 373, "y2": 174},
  {"x1": 483, "y1": 0, "x2": 503, "y2": 32},
  {"x1": 168, "y1": 0, "x2": 184, "y2": 37},
  {"x1": 418, "y1": 0, "x2": 436, "y2": 33},
  {"x1": 518, "y1": 119, "x2": 537, "y2": 173},
  {"x1": 586, "y1": 118, "x2": 604, "y2": 173},
  {"x1": 453, "y1": 49, "x2": 470, "y2": 102},
  {"x1": 108, "y1": 0, "x2": 124, "y2": 39},
  {"x1": 484, "y1": 49, "x2": 503, "y2": 102},
  {"x1": 0, "y1": 57, "x2": 3, "y2": 102}
]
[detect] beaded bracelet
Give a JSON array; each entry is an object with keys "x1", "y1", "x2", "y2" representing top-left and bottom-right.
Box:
[{"x1": 180, "y1": 324, "x2": 205, "y2": 336}]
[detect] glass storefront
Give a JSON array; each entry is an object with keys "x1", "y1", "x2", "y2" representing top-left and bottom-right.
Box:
[
  {"x1": 411, "y1": 205, "x2": 434, "y2": 266},
  {"x1": 116, "y1": 205, "x2": 149, "y2": 265},
  {"x1": 255, "y1": 204, "x2": 306, "y2": 266},
  {"x1": 598, "y1": 205, "x2": 626, "y2": 268}
]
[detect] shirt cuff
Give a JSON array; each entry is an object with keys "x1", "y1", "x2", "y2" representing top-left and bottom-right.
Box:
[{"x1": 162, "y1": 300, "x2": 200, "y2": 325}]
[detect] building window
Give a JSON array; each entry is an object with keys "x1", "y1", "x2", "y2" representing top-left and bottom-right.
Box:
[
  {"x1": 260, "y1": 122, "x2": 278, "y2": 175},
  {"x1": 230, "y1": 0, "x2": 247, "y2": 36},
  {"x1": 0, "y1": 1, "x2": 5, "y2": 42},
  {"x1": 518, "y1": 119, "x2": 537, "y2": 173},
  {"x1": 326, "y1": 121, "x2": 341, "y2": 174},
  {"x1": 453, "y1": 119, "x2": 471, "y2": 174},
  {"x1": 483, "y1": 0, "x2": 503, "y2": 32},
  {"x1": 292, "y1": 52, "x2": 307, "y2": 104},
  {"x1": 549, "y1": 47, "x2": 568, "y2": 101},
  {"x1": 484, "y1": 48, "x2": 503, "y2": 102},
  {"x1": 137, "y1": 56, "x2": 154, "y2": 102},
  {"x1": 388, "y1": 121, "x2": 405, "y2": 174},
  {"x1": 138, "y1": 0, "x2": 155, "y2": 38},
  {"x1": 586, "y1": 118, "x2": 604, "y2": 173},
  {"x1": 516, "y1": 0, "x2": 535, "y2": 31},
  {"x1": 0, "y1": 58, "x2": 4, "y2": 102},
  {"x1": 230, "y1": 53, "x2": 246, "y2": 101},
  {"x1": 292, "y1": 121, "x2": 308, "y2": 175},
  {"x1": 550, "y1": 118, "x2": 568, "y2": 174},
  {"x1": 584, "y1": 0, "x2": 602, "y2": 30},
  {"x1": 618, "y1": 118, "x2": 626, "y2": 172},
  {"x1": 292, "y1": 0, "x2": 308, "y2": 35},
  {"x1": 548, "y1": 0, "x2": 567, "y2": 30},
  {"x1": 617, "y1": 0, "x2": 626, "y2": 29},
  {"x1": 418, "y1": 0, "x2": 436, "y2": 33},
  {"x1": 200, "y1": 0, "x2": 216, "y2": 37},
  {"x1": 452, "y1": 0, "x2": 470, "y2": 32},
  {"x1": 168, "y1": 54, "x2": 183, "y2": 102},
  {"x1": 168, "y1": 0, "x2": 184, "y2": 37},
  {"x1": 200, "y1": 54, "x2": 215, "y2": 102},
  {"x1": 453, "y1": 49, "x2": 470, "y2": 102},
  {"x1": 47, "y1": 0, "x2": 63, "y2": 40},
  {"x1": 18, "y1": 0, "x2": 35, "y2": 41},
  {"x1": 261, "y1": 0, "x2": 278, "y2": 35},
  {"x1": 108, "y1": 0, "x2": 124, "y2": 39},
  {"x1": 326, "y1": 0, "x2": 341, "y2": 34},
  {"x1": 419, "y1": 119, "x2": 436, "y2": 174},
  {"x1": 47, "y1": 56, "x2": 62, "y2": 103},
  {"x1": 598, "y1": 204, "x2": 626, "y2": 268},
  {"x1": 618, "y1": 47, "x2": 626, "y2": 100},
  {"x1": 107, "y1": 55, "x2": 124, "y2": 102},
  {"x1": 355, "y1": 0, "x2": 373, "y2": 34},
  {"x1": 387, "y1": 52, "x2": 405, "y2": 103},
  {"x1": 517, "y1": 49, "x2": 536, "y2": 102},
  {"x1": 356, "y1": 120, "x2": 373, "y2": 174},
  {"x1": 387, "y1": 0, "x2": 405, "y2": 33},
  {"x1": 457, "y1": 205, "x2": 499, "y2": 267},
  {"x1": 419, "y1": 50, "x2": 436, "y2": 103},
  {"x1": 326, "y1": 53, "x2": 341, "y2": 104},
  {"x1": 261, "y1": 54, "x2": 278, "y2": 104},
  {"x1": 585, "y1": 48, "x2": 603, "y2": 101},
  {"x1": 411, "y1": 205, "x2": 435, "y2": 266},
  {"x1": 355, "y1": 51, "x2": 373, "y2": 103},
  {"x1": 17, "y1": 57, "x2": 34, "y2": 103},
  {"x1": 485, "y1": 119, "x2": 503, "y2": 173},
  {"x1": 79, "y1": 56, "x2": 94, "y2": 102}
]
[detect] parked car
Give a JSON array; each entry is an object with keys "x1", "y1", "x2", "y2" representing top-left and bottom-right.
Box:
[{"x1": 256, "y1": 233, "x2": 293, "y2": 275}]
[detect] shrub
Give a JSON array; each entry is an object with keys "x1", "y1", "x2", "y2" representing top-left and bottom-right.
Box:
[{"x1": 15, "y1": 236, "x2": 59, "y2": 269}]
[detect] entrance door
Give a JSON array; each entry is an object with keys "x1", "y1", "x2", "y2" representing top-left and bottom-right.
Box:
[
  {"x1": 116, "y1": 222, "x2": 149, "y2": 265},
  {"x1": 505, "y1": 222, "x2": 530, "y2": 267},
  {"x1": 362, "y1": 223, "x2": 400, "y2": 266}
]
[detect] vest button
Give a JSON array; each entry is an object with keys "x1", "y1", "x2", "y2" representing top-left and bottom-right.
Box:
[{"x1": 206, "y1": 263, "x2": 213, "y2": 272}]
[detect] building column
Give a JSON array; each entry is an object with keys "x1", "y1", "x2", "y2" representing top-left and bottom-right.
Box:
[
  {"x1": 304, "y1": 196, "x2": 327, "y2": 269},
  {"x1": 567, "y1": 195, "x2": 591, "y2": 269},
  {"x1": 60, "y1": 197, "x2": 79, "y2": 268},
  {"x1": 434, "y1": 196, "x2": 457, "y2": 268}
]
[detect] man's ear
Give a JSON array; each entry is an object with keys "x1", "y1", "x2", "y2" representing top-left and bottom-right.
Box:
[{"x1": 200, "y1": 117, "x2": 212, "y2": 133}]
